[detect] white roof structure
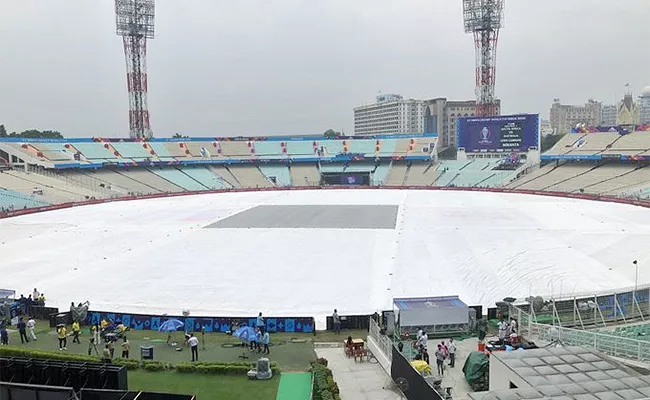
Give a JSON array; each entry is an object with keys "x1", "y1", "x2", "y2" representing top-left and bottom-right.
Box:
[
  {"x1": 1, "y1": 189, "x2": 650, "y2": 328},
  {"x1": 472, "y1": 346, "x2": 650, "y2": 400}
]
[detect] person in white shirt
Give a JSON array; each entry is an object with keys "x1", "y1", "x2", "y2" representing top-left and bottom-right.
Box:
[
  {"x1": 32, "y1": 288, "x2": 40, "y2": 301},
  {"x1": 510, "y1": 318, "x2": 518, "y2": 334},
  {"x1": 448, "y1": 338, "x2": 457, "y2": 367},
  {"x1": 187, "y1": 333, "x2": 200, "y2": 362},
  {"x1": 416, "y1": 328, "x2": 423, "y2": 341},
  {"x1": 417, "y1": 331, "x2": 429, "y2": 363},
  {"x1": 27, "y1": 318, "x2": 37, "y2": 341},
  {"x1": 498, "y1": 319, "x2": 508, "y2": 342}
]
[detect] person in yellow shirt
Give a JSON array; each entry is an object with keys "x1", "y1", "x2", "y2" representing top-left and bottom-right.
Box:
[
  {"x1": 72, "y1": 321, "x2": 81, "y2": 344},
  {"x1": 57, "y1": 325, "x2": 67, "y2": 350},
  {"x1": 410, "y1": 354, "x2": 432, "y2": 376},
  {"x1": 101, "y1": 319, "x2": 109, "y2": 329}
]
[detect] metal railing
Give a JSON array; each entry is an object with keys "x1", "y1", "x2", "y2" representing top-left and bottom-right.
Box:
[
  {"x1": 509, "y1": 304, "x2": 650, "y2": 362},
  {"x1": 512, "y1": 285, "x2": 650, "y2": 329},
  {"x1": 368, "y1": 318, "x2": 393, "y2": 362}
]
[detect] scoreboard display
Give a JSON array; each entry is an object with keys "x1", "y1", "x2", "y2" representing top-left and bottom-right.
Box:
[{"x1": 457, "y1": 114, "x2": 540, "y2": 153}]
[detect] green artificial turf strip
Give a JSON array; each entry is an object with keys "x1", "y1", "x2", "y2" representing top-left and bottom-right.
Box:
[
  {"x1": 128, "y1": 370, "x2": 279, "y2": 399},
  {"x1": 275, "y1": 373, "x2": 312, "y2": 400}
]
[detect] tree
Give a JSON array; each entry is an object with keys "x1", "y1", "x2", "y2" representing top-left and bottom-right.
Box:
[
  {"x1": 541, "y1": 134, "x2": 564, "y2": 152},
  {"x1": 323, "y1": 129, "x2": 340, "y2": 138},
  {"x1": 173, "y1": 133, "x2": 189, "y2": 139},
  {"x1": 11, "y1": 129, "x2": 63, "y2": 139},
  {"x1": 0, "y1": 125, "x2": 6, "y2": 137}
]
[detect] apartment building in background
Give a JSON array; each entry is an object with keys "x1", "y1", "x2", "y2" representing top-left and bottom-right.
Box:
[
  {"x1": 353, "y1": 94, "x2": 425, "y2": 136},
  {"x1": 639, "y1": 86, "x2": 650, "y2": 124},
  {"x1": 354, "y1": 95, "x2": 500, "y2": 150},
  {"x1": 601, "y1": 104, "x2": 617, "y2": 126},
  {"x1": 550, "y1": 99, "x2": 602, "y2": 134}
]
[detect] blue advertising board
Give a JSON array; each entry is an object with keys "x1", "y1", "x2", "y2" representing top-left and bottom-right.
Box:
[{"x1": 457, "y1": 114, "x2": 539, "y2": 153}]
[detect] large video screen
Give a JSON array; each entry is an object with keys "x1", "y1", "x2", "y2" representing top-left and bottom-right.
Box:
[{"x1": 457, "y1": 114, "x2": 539, "y2": 153}]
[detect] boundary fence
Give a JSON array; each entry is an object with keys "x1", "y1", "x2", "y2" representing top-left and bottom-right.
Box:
[
  {"x1": 2, "y1": 185, "x2": 650, "y2": 220},
  {"x1": 511, "y1": 285, "x2": 650, "y2": 329},
  {"x1": 509, "y1": 304, "x2": 650, "y2": 362}
]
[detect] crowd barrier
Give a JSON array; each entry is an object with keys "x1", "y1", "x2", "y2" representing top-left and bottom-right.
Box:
[
  {"x1": 87, "y1": 310, "x2": 315, "y2": 334},
  {"x1": 325, "y1": 314, "x2": 373, "y2": 331},
  {"x1": 390, "y1": 345, "x2": 443, "y2": 400},
  {"x1": 2, "y1": 185, "x2": 650, "y2": 220}
]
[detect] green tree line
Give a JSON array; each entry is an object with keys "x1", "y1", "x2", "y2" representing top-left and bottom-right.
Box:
[{"x1": 0, "y1": 125, "x2": 63, "y2": 139}]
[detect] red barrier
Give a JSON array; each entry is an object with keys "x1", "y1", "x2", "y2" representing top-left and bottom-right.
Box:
[{"x1": 2, "y1": 186, "x2": 650, "y2": 220}]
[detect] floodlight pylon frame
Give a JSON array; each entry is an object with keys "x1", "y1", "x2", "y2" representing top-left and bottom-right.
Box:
[
  {"x1": 463, "y1": 0, "x2": 504, "y2": 117},
  {"x1": 115, "y1": 0, "x2": 155, "y2": 139}
]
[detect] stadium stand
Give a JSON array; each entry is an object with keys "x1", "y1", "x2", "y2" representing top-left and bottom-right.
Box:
[
  {"x1": 17, "y1": 130, "x2": 650, "y2": 214},
  {"x1": 371, "y1": 162, "x2": 392, "y2": 186},
  {"x1": 289, "y1": 163, "x2": 320, "y2": 186},
  {"x1": 384, "y1": 162, "x2": 408, "y2": 186},
  {"x1": 228, "y1": 164, "x2": 273, "y2": 188},
  {"x1": 119, "y1": 168, "x2": 184, "y2": 192},
  {"x1": 148, "y1": 167, "x2": 209, "y2": 191},
  {"x1": 259, "y1": 164, "x2": 292, "y2": 187},
  {"x1": 0, "y1": 187, "x2": 49, "y2": 210},
  {"x1": 403, "y1": 163, "x2": 439, "y2": 186}
]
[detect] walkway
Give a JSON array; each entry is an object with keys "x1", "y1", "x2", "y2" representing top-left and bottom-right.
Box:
[
  {"x1": 315, "y1": 346, "x2": 403, "y2": 400},
  {"x1": 276, "y1": 372, "x2": 312, "y2": 400}
]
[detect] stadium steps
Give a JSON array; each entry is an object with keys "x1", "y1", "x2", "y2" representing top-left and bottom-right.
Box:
[
  {"x1": 0, "y1": 170, "x2": 82, "y2": 204},
  {"x1": 227, "y1": 164, "x2": 272, "y2": 188},
  {"x1": 507, "y1": 164, "x2": 561, "y2": 189},
  {"x1": 82, "y1": 169, "x2": 162, "y2": 195},
  {"x1": 208, "y1": 165, "x2": 240, "y2": 188},
  {"x1": 120, "y1": 168, "x2": 185, "y2": 192},
  {"x1": 474, "y1": 173, "x2": 497, "y2": 187},
  {"x1": 537, "y1": 164, "x2": 600, "y2": 191},
  {"x1": 289, "y1": 163, "x2": 320, "y2": 187},
  {"x1": 384, "y1": 161, "x2": 408, "y2": 186},
  {"x1": 175, "y1": 168, "x2": 212, "y2": 190},
  {"x1": 4, "y1": 170, "x2": 104, "y2": 201},
  {"x1": 179, "y1": 166, "x2": 230, "y2": 190},
  {"x1": 146, "y1": 168, "x2": 209, "y2": 191}
]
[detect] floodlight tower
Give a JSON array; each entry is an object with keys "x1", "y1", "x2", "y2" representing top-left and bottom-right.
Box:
[
  {"x1": 115, "y1": 0, "x2": 155, "y2": 139},
  {"x1": 463, "y1": 0, "x2": 504, "y2": 117}
]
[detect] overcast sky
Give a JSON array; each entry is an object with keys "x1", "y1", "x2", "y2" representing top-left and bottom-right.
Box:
[{"x1": 1, "y1": 0, "x2": 649, "y2": 138}]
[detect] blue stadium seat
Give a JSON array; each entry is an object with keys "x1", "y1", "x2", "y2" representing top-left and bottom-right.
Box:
[
  {"x1": 147, "y1": 168, "x2": 209, "y2": 191},
  {"x1": 259, "y1": 165, "x2": 292, "y2": 186}
]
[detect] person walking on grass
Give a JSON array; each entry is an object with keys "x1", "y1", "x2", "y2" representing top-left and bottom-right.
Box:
[
  {"x1": 92, "y1": 324, "x2": 100, "y2": 346},
  {"x1": 261, "y1": 331, "x2": 270, "y2": 355},
  {"x1": 27, "y1": 317, "x2": 37, "y2": 341},
  {"x1": 253, "y1": 328, "x2": 261, "y2": 352},
  {"x1": 332, "y1": 309, "x2": 341, "y2": 335},
  {"x1": 188, "y1": 333, "x2": 199, "y2": 362},
  {"x1": 17, "y1": 317, "x2": 29, "y2": 344},
  {"x1": 72, "y1": 320, "x2": 81, "y2": 344},
  {"x1": 57, "y1": 325, "x2": 67, "y2": 350},
  {"x1": 121, "y1": 337, "x2": 130, "y2": 359}
]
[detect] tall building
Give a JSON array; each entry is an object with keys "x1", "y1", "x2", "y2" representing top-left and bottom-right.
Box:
[
  {"x1": 353, "y1": 94, "x2": 425, "y2": 136},
  {"x1": 617, "y1": 93, "x2": 640, "y2": 126},
  {"x1": 353, "y1": 95, "x2": 500, "y2": 150},
  {"x1": 601, "y1": 104, "x2": 617, "y2": 126},
  {"x1": 639, "y1": 86, "x2": 650, "y2": 124},
  {"x1": 423, "y1": 98, "x2": 502, "y2": 149},
  {"x1": 549, "y1": 99, "x2": 602, "y2": 134}
]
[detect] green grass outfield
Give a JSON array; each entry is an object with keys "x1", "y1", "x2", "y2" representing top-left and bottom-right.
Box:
[
  {"x1": 4, "y1": 321, "x2": 365, "y2": 399},
  {"x1": 128, "y1": 370, "x2": 280, "y2": 400}
]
